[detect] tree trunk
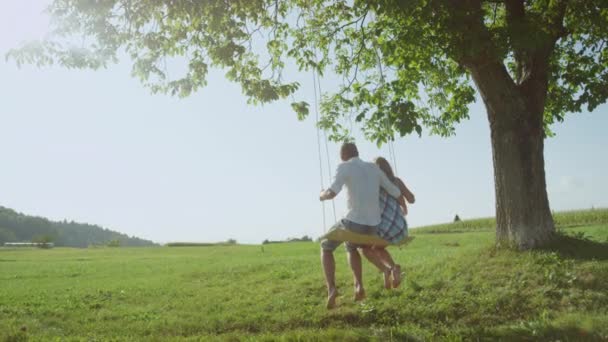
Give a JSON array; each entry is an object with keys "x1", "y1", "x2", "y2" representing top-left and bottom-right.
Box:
[{"x1": 470, "y1": 63, "x2": 555, "y2": 249}]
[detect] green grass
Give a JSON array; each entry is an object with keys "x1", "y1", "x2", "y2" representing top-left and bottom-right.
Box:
[
  {"x1": 413, "y1": 208, "x2": 608, "y2": 234},
  {"x1": 1, "y1": 225, "x2": 608, "y2": 341}
]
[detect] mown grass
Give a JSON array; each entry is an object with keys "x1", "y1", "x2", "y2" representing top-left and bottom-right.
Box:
[
  {"x1": 1, "y1": 225, "x2": 607, "y2": 341},
  {"x1": 413, "y1": 208, "x2": 608, "y2": 234}
]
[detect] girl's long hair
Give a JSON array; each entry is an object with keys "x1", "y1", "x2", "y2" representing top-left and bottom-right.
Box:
[{"x1": 375, "y1": 157, "x2": 395, "y2": 182}]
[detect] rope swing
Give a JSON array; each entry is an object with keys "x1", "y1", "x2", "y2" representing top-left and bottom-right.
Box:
[
  {"x1": 311, "y1": 48, "x2": 337, "y2": 233},
  {"x1": 374, "y1": 43, "x2": 399, "y2": 177},
  {"x1": 309, "y1": 10, "x2": 413, "y2": 246}
]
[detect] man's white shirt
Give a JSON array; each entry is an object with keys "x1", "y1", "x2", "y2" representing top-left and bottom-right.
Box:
[{"x1": 329, "y1": 157, "x2": 401, "y2": 226}]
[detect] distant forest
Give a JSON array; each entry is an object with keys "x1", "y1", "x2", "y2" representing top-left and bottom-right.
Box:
[{"x1": 0, "y1": 206, "x2": 156, "y2": 247}]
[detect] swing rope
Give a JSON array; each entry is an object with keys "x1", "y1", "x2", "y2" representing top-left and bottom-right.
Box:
[
  {"x1": 311, "y1": 50, "x2": 337, "y2": 232},
  {"x1": 312, "y1": 66, "x2": 328, "y2": 233},
  {"x1": 305, "y1": 6, "x2": 334, "y2": 234},
  {"x1": 314, "y1": 68, "x2": 338, "y2": 224},
  {"x1": 373, "y1": 40, "x2": 399, "y2": 176}
]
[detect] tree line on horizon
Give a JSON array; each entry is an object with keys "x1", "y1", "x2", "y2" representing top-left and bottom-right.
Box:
[
  {"x1": 262, "y1": 236, "x2": 313, "y2": 245},
  {"x1": 0, "y1": 206, "x2": 156, "y2": 247}
]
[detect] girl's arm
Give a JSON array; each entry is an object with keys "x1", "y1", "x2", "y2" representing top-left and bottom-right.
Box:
[
  {"x1": 395, "y1": 177, "x2": 415, "y2": 204},
  {"x1": 398, "y1": 196, "x2": 408, "y2": 215}
]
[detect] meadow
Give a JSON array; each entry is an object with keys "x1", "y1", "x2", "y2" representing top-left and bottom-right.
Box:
[
  {"x1": 1, "y1": 212, "x2": 608, "y2": 341},
  {"x1": 413, "y1": 208, "x2": 608, "y2": 234}
]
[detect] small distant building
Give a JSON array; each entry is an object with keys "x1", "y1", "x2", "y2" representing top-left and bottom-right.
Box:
[{"x1": 4, "y1": 242, "x2": 54, "y2": 248}]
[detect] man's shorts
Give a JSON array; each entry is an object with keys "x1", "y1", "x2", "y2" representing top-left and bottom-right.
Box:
[{"x1": 321, "y1": 219, "x2": 376, "y2": 252}]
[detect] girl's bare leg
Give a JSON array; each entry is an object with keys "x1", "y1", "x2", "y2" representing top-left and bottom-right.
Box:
[
  {"x1": 361, "y1": 247, "x2": 392, "y2": 289},
  {"x1": 391, "y1": 264, "x2": 402, "y2": 288},
  {"x1": 375, "y1": 248, "x2": 402, "y2": 288}
]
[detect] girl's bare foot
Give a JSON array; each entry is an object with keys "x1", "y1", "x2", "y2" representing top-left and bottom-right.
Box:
[
  {"x1": 383, "y1": 269, "x2": 392, "y2": 290},
  {"x1": 391, "y1": 265, "x2": 402, "y2": 288},
  {"x1": 326, "y1": 288, "x2": 338, "y2": 309},
  {"x1": 354, "y1": 286, "x2": 366, "y2": 301}
]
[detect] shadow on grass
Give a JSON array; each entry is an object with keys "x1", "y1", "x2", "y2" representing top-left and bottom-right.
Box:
[
  {"x1": 540, "y1": 234, "x2": 608, "y2": 261},
  {"x1": 477, "y1": 324, "x2": 607, "y2": 342}
]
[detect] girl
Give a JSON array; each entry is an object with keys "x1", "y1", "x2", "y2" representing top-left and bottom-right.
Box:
[{"x1": 363, "y1": 157, "x2": 415, "y2": 289}]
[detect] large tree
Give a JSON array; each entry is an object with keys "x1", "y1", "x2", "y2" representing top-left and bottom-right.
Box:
[{"x1": 9, "y1": 0, "x2": 607, "y2": 249}]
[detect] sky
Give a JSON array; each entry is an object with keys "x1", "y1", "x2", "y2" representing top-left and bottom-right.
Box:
[{"x1": 0, "y1": 2, "x2": 606, "y2": 244}]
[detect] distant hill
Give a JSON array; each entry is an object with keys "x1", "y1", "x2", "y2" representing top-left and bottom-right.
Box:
[{"x1": 0, "y1": 206, "x2": 156, "y2": 247}]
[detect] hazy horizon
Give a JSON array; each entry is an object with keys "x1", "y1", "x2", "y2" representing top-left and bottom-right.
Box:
[{"x1": 3, "y1": 204, "x2": 608, "y2": 245}]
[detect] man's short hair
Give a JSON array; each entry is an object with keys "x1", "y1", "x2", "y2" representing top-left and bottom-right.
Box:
[{"x1": 341, "y1": 142, "x2": 359, "y2": 159}]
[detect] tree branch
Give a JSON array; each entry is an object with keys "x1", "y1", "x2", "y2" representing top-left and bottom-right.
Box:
[
  {"x1": 341, "y1": 11, "x2": 369, "y2": 94},
  {"x1": 322, "y1": 12, "x2": 369, "y2": 41},
  {"x1": 439, "y1": 0, "x2": 500, "y2": 69},
  {"x1": 504, "y1": 0, "x2": 525, "y2": 20},
  {"x1": 517, "y1": 0, "x2": 570, "y2": 114},
  {"x1": 548, "y1": 0, "x2": 569, "y2": 40},
  {"x1": 504, "y1": 0, "x2": 527, "y2": 82}
]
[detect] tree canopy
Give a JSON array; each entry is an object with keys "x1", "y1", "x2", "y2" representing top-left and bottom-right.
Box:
[{"x1": 9, "y1": 0, "x2": 606, "y2": 145}]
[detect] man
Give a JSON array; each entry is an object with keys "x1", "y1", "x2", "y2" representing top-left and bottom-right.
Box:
[{"x1": 319, "y1": 142, "x2": 401, "y2": 309}]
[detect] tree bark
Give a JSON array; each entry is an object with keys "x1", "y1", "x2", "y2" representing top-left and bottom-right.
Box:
[{"x1": 469, "y1": 62, "x2": 555, "y2": 249}]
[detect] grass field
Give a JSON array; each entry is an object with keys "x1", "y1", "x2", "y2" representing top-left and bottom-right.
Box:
[
  {"x1": 1, "y1": 217, "x2": 608, "y2": 341},
  {"x1": 413, "y1": 208, "x2": 608, "y2": 234}
]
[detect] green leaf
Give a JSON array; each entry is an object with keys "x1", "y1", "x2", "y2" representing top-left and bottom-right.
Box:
[{"x1": 291, "y1": 101, "x2": 310, "y2": 121}]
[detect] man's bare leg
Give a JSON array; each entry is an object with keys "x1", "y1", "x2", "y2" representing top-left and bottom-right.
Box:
[
  {"x1": 361, "y1": 248, "x2": 392, "y2": 289},
  {"x1": 347, "y1": 249, "x2": 366, "y2": 301},
  {"x1": 321, "y1": 249, "x2": 338, "y2": 309}
]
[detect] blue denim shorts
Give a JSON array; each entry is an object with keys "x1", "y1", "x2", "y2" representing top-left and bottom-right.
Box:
[{"x1": 321, "y1": 219, "x2": 376, "y2": 252}]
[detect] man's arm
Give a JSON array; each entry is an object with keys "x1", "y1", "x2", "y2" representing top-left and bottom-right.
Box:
[
  {"x1": 320, "y1": 164, "x2": 344, "y2": 201},
  {"x1": 378, "y1": 168, "x2": 401, "y2": 198},
  {"x1": 326, "y1": 164, "x2": 346, "y2": 201}
]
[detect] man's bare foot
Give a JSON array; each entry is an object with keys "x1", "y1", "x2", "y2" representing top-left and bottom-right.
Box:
[
  {"x1": 354, "y1": 287, "x2": 366, "y2": 301},
  {"x1": 391, "y1": 265, "x2": 402, "y2": 288},
  {"x1": 326, "y1": 288, "x2": 338, "y2": 309},
  {"x1": 383, "y1": 269, "x2": 392, "y2": 290}
]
